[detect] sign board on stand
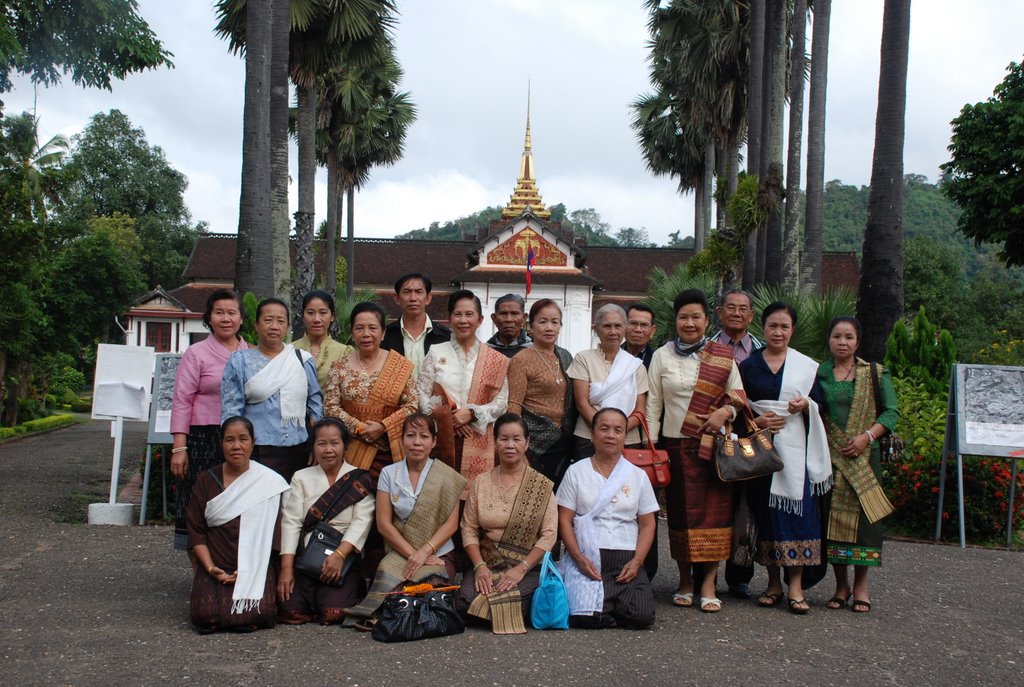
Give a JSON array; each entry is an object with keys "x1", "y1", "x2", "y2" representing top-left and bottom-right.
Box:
[
  {"x1": 87, "y1": 344, "x2": 155, "y2": 526},
  {"x1": 937, "y1": 363, "x2": 1024, "y2": 547}
]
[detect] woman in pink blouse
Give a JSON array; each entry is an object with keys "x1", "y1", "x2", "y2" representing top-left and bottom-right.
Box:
[{"x1": 170, "y1": 290, "x2": 249, "y2": 552}]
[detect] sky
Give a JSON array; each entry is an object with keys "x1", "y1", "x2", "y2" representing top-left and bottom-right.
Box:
[{"x1": 5, "y1": 0, "x2": 1024, "y2": 245}]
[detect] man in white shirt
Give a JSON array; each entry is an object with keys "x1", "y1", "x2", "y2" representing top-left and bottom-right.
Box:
[{"x1": 381, "y1": 273, "x2": 451, "y2": 378}]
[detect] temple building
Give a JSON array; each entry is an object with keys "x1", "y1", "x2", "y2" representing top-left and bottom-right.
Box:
[{"x1": 124, "y1": 109, "x2": 860, "y2": 353}]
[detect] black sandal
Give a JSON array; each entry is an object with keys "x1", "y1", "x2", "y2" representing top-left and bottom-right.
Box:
[
  {"x1": 825, "y1": 595, "x2": 850, "y2": 610},
  {"x1": 851, "y1": 599, "x2": 872, "y2": 613},
  {"x1": 787, "y1": 597, "x2": 810, "y2": 615},
  {"x1": 353, "y1": 618, "x2": 378, "y2": 632},
  {"x1": 758, "y1": 591, "x2": 784, "y2": 608}
]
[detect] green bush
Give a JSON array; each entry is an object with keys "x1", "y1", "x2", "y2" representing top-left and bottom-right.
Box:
[
  {"x1": 55, "y1": 365, "x2": 86, "y2": 397},
  {"x1": 17, "y1": 397, "x2": 44, "y2": 422},
  {"x1": 61, "y1": 387, "x2": 79, "y2": 404},
  {"x1": 885, "y1": 307, "x2": 956, "y2": 394},
  {"x1": 0, "y1": 415, "x2": 77, "y2": 440},
  {"x1": 70, "y1": 399, "x2": 92, "y2": 413}
]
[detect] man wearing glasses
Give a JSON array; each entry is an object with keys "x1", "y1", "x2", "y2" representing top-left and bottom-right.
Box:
[
  {"x1": 622, "y1": 303, "x2": 656, "y2": 368},
  {"x1": 709, "y1": 288, "x2": 763, "y2": 599}
]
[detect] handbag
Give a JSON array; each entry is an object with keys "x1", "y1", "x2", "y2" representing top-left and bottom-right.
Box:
[
  {"x1": 713, "y1": 406, "x2": 784, "y2": 482},
  {"x1": 294, "y1": 475, "x2": 362, "y2": 586},
  {"x1": 530, "y1": 551, "x2": 569, "y2": 630},
  {"x1": 870, "y1": 362, "x2": 905, "y2": 463},
  {"x1": 623, "y1": 412, "x2": 671, "y2": 488},
  {"x1": 372, "y1": 589, "x2": 465, "y2": 643}
]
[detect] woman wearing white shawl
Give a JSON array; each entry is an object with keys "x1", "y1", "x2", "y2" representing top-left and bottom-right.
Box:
[
  {"x1": 557, "y1": 409, "x2": 658, "y2": 629},
  {"x1": 738, "y1": 302, "x2": 830, "y2": 615},
  {"x1": 221, "y1": 298, "x2": 324, "y2": 482},
  {"x1": 569, "y1": 304, "x2": 649, "y2": 460},
  {"x1": 187, "y1": 416, "x2": 290, "y2": 633}
]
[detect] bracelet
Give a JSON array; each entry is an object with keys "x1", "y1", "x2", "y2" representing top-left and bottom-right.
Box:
[
  {"x1": 518, "y1": 560, "x2": 530, "y2": 572},
  {"x1": 331, "y1": 548, "x2": 346, "y2": 560},
  {"x1": 473, "y1": 561, "x2": 487, "y2": 572},
  {"x1": 171, "y1": 446, "x2": 188, "y2": 454},
  {"x1": 426, "y1": 540, "x2": 437, "y2": 554},
  {"x1": 207, "y1": 565, "x2": 215, "y2": 575},
  {"x1": 864, "y1": 431, "x2": 875, "y2": 444}
]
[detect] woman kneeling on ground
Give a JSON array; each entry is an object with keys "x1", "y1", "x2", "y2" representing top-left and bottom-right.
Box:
[
  {"x1": 277, "y1": 418, "x2": 376, "y2": 625},
  {"x1": 557, "y1": 408, "x2": 658, "y2": 629},
  {"x1": 458, "y1": 413, "x2": 557, "y2": 634},
  {"x1": 187, "y1": 416, "x2": 290, "y2": 634},
  {"x1": 345, "y1": 412, "x2": 467, "y2": 629}
]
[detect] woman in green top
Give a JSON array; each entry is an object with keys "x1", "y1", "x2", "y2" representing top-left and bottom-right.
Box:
[
  {"x1": 293, "y1": 290, "x2": 353, "y2": 388},
  {"x1": 817, "y1": 316, "x2": 898, "y2": 614}
]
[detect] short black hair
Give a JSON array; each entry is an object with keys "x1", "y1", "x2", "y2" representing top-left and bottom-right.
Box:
[
  {"x1": 448, "y1": 289, "x2": 482, "y2": 316},
  {"x1": 761, "y1": 301, "x2": 798, "y2": 327},
  {"x1": 591, "y1": 407, "x2": 628, "y2": 429},
  {"x1": 494, "y1": 293, "x2": 526, "y2": 312},
  {"x1": 625, "y1": 303, "x2": 655, "y2": 321},
  {"x1": 311, "y1": 417, "x2": 350, "y2": 444},
  {"x1": 394, "y1": 273, "x2": 432, "y2": 294},
  {"x1": 202, "y1": 289, "x2": 243, "y2": 329},
  {"x1": 493, "y1": 412, "x2": 529, "y2": 439},
  {"x1": 255, "y1": 297, "x2": 289, "y2": 321},
  {"x1": 828, "y1": 316, "x2": 861, "y2": 342},
  {"x1": 528, "y1": 298, "x2": 561, "y2": 324},
  {"x1": 673, "y1": 289, "x2": 709, "y2": 317},
  {"x1": 221, "y1": 415, "x2": 255, "y2": 440},
  {"x1": 301, "y1": 290, "x2": 336, "y2": 317},
  {"x1": 350, "y1": 301, "x2": 386, "y2": 328}
]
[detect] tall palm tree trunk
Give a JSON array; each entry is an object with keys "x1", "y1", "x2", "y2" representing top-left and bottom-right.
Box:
[
  {"x1": 346, "y1": 185, "x2": 356, "y2": 299},
  {"x1": 761, "y1": 0, "x2": 787, "y2": 286},
  {"x1": 782, "y1": 0, "x2": 808, "y2": 293},
  {"x1": 743, "y1": 0, "x2": 766, "y2": 289},
  {"x1": 693, "y1": 179, "x2": 704, "y2": 252},
  {"x1": 326, "y1": 151, "x2": 339, "y2": 294},
  {"x1": 716, "y1": 144, "x2": 727, "y2": 232},
  {"x1": 802, "y1": 0, "x2": 831, "y2": 295},
  {"x1": 293, "y1": 83, "x2": 316, "y2": 322},
  {"x1": 234, "y1": 0, "x2": 274, "y2": 297},
  {"x1": 702, "y1": 139, "x2": 715, "y2": 243},
  {"x1": 269, "y1": 0, "x2": 291, "y2": 302},
  {"x1": 858, "y1": 0, "x2": 911, "y2": 361}
]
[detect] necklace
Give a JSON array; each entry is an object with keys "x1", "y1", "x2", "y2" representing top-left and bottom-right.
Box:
[
  {"x1": 357, "y1": 349, "x2": 381, "y2": 371},
  {"x1": 536, "y1": 349, "x2": 563, "y2": 385},
  {"x1": 834, "y1": 361, "x2": 855, "y2": 381},
  {"x1": 591, "y1": 458, "x2": 619, "y2": 503},
  {"x1": 493, "y1": 464, "x2": 525, "y2": 507}
]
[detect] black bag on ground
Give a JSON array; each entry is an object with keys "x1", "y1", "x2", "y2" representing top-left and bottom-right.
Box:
[{"x1": 372, "y1": 590, "x2": 464, "y2": 643}]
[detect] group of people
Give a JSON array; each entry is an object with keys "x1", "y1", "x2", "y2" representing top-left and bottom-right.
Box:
[{"x1": 170, "y1": 273, "x2": 896, "y2": 635}]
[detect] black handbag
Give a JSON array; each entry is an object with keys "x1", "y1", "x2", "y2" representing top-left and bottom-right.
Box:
[
  {"x1": 870, "y1": 363, "x2": 905, "y2": 463},
  {"x1": 294, "y1": 521, "x2": 355, "y2": 586},
  {"x1": 714, "y1": 407, "x2": 785, "y2": 482},
  {"x1": 371, "y1": 589, "x2": 465, "y2": 643}
]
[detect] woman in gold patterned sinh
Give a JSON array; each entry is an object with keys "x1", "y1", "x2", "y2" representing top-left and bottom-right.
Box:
[
  {"x1": 323, "y1": 301, "x2": 418, "y2": 480},
  {"x1": 458, "y1": 413, "x2": 558, "y2": 634}
]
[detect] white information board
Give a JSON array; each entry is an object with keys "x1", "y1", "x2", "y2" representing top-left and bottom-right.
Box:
[{"x1": 92, "y1": 344, "x2": 155, "y2": 421}]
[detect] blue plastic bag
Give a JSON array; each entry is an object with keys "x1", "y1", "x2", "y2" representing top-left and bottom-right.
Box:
[{"x1": 530, "y1": 551, "x2": 569, "y2": 630}]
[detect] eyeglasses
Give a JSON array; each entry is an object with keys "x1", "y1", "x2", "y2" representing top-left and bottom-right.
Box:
[
  {"x1": 627, "y1": 321, "x2": 653, "y2": 329},
  {"x1": 721, "y1": 306, "x2": 751, "y2": 314}
]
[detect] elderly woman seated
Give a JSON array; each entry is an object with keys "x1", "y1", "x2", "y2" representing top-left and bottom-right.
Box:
[
  {"x1": 277, "y1": 418, "x2": 376, "y2": 625},
  {"x1": 557, "y1": 408, "x2": 658, "y2": 629},
  {"x1": 458, "y1": 413, "x2": 557, "y2": 634},
  {"x1": 187, "y1": 416, "x2": 290, "y2": 633}
]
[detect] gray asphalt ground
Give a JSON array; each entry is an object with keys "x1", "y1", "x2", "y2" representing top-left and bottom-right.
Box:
[{"x1": 1, "y1": 420, "x2": 1022, "y2": 687}]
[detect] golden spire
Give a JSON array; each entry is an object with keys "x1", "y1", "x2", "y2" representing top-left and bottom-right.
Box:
[{"x1": 503, "y1": 83, "x2": 550, "y2": 220}]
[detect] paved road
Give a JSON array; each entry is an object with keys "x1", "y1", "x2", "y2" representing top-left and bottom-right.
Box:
[{"x1": 1, "y1": 421, "x2": 1021, "y2": 686}]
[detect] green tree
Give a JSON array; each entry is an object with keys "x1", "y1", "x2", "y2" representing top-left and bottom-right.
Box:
[
  {"x1": 0, "y1": 0, "x2": 171, "y2": 95},
  {"x1": 941, "y1": 58, "x2": 1024, "y2": 266},
  {"x1": 60, "y1": 109, "x2": 199, "y2": 289},
  {"x1": 615, "y1": 227, "x2": 655, "y2": 248},
  {"x1": 857, "y1": 0, "x2": 912, "y2": 361},
  {"x1": 801, "y1": 0, "x2": 832, "y2": 293}
]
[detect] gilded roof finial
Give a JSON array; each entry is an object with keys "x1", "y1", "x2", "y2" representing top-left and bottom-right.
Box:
[{"x1": 502, "y1": 83, "x2": 550, "y2": 220}]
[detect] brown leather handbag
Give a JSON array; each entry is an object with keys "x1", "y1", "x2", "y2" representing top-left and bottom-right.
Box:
[
  {"x1": 714, "y1": 407, "x2": 784, "y2": 482},
  {"x1": 623, "y1": 412, "x2": 671, "y2": 488}
]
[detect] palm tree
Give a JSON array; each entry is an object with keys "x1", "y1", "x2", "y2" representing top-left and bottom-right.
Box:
[
  {"x1": 759, "y1": 0, "x2": 786, "y2": 286},
  {"x1": 217, "y1": 0, "x2": 275, "y2": 297},
  {"x1": 782, "y1": 0, "x2": 808, "y2": 293},
  {"x1": 269, "y1": 0, "x2": 290, "y2": 304},
  {"x1": 857, "y1": 0, "x2": 912, "y2": 360},
  {"x1": 742, "y1": 0, "x2": 765, "y2": 289},
  {"x1": 801, "y1": 0, "x2": 832, "y2": 294}
]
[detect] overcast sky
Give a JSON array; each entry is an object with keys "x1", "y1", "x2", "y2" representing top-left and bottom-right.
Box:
[{"x1": 6, "y1": 0, "x2": 1024, "y2": 245}]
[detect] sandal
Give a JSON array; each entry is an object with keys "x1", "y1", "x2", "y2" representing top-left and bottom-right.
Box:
[
  {"x1": 672, "y1": 592, "x2": 694, "y2": 608},
  {"x1": 757, "y1": 591, "x2": 784, "y2": 608},
  {"x1": 851, "y1": 599, "x2": 872, "y2": 613},
  {"x1": 825, "y1": 594, "x2": 850, "y2": 610},
  {"x1": 353, "y1": 618, "x2": 378, "y2": 632},
  {"x1": 787, "y1": 597, "x2": 810, "y2": 615},
  {"x1": 700, "y1": 597, "x2": 722, "y2": 613}
]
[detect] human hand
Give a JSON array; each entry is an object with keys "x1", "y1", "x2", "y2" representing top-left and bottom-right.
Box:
[
  {"x1": 842, "y1": 433, "x2": 870, "y2": 458},
  {"x1": 474, "y1": 566, "x2": 494, "y2": 595},
  {"x1": 402, "y1": 547, "x2": 431, "y2": 580},
  {"x1": 574, "y1": 554, "x2": 602, "y2": 581},
  {"x1": 320, "y1": 552, "x2": 345, "y2": 584},
  {"x1": 453, "y1": 408, "x2": 474, "y2": 428},
  {"x1": 170, "y1": 452, "x2": 188, "y2": 479},
  {"x1": 787, "y1": 397, "x2": 809, "y2": 414},
  {"x1": 495, "y1": 564, "x2": 526, "y2": 592},
  {"x1": 615, "y1": 558, "x2": 642, "y2": 584},
  {"x1": 755, "y1": 412, "x2": 786, "y2": 433},
  {"x1": 698, "y1": 407, "x2": 733, "y2": 434},
  {"x1": 277, "y1": 567, "x2": 294, "y2": 602},
  {"x1": 360, "y1": 421, "x2": 386, "y2": 442},
  {"x1": 209, "y1": 565, "x2": 236, "y2": 585}
]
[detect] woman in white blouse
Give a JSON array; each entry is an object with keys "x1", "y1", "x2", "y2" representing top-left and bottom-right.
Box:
[
  {"x1": 418, "y1": 290, "x2": 510, "y2": 484},
  {"x1": 277, "y1": 418, "x2": 375, "y2": 625},
  {"x1": 557, "y1": 408, "x2": 658, "y2": 629}
]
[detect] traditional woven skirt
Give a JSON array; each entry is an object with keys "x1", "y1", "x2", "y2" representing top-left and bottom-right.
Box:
[
  {"x1": 189, "y1": 566, "x2": 278, "y2": 634},
  {"x1": 568, "y1": 549, "x2": 655, "y2": 630},
  {"x1": 751, "y1": 469, "x2": 822, "y2": 567},
  {"x1": 456, "y1": 565, "x2": 542, "y2": 624},
  {"x1": 174, "y1": 425, "x2": 222, "y2": 551},
  {"x1": 254, "y1": 443, "x2": 309, "y2": 484},
  {"x1": 664, "y1": 438, "x2": 734, "y2": 562},
  {"x1": 278, "y1": 568, "x2": 365, "y2": 625},
  {"x1": 823, "y1": 451, "x2": 884, "y2": 567}
]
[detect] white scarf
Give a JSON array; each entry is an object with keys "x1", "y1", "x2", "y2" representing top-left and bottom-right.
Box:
[
  {"x1": 245, "y1": 344, "x2": 310, "y2": 428},
  {"x1": 559, "y1": 457, "x2": 632, "y2": 616},
  {"x1": 588, "y1": 349, "x2": 642, "y2": 415},
  {"x1": 204, "y1": 461, "x2": 290, "y2": 613},
  {"x1": 749, "y1": 349, "x2": 831, "y2": 515}
]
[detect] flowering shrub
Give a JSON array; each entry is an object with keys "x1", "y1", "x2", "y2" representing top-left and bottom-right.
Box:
[{"x1": 970, "y1": 329, "x2": 1024, "y2": 366}]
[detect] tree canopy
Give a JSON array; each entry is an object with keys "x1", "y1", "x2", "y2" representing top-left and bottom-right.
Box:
[
  {"x1": 0, "y1": 0, "x2": 172, "y2": 96},
  {"x1": 941, "y1": 58, "x2": 1024, "y2": 266}
]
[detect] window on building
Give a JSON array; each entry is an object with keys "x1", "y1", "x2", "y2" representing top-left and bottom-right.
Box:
[{"x1": 146, "y1": 322, "x2": 172, "y2": 352}]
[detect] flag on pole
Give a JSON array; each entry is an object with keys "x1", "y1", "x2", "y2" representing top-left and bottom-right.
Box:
[{"x1": 525, "y1": 246, "x2": 535, "y2": 295}]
